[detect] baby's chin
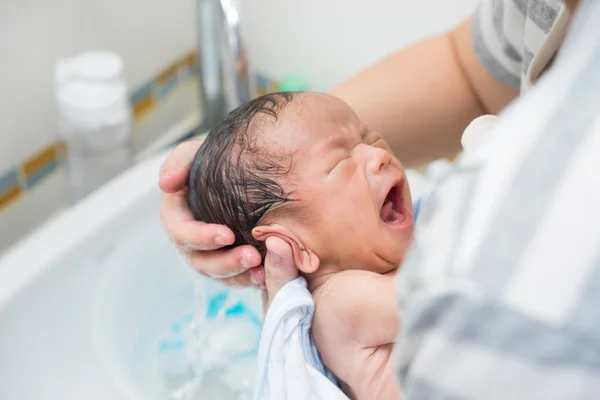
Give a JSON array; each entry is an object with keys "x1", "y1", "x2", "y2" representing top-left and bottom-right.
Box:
[
  {"x1": 317, "y1": 229, "x2": 414, "y2": 275},
  {"x1": 354, "y1": 248, "x2": 408, "y2": 275},
  {"x1": 377, "y1": 241, "x2": 413, "y2": 272}
]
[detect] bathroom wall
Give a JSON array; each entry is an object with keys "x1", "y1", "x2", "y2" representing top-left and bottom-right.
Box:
[
  {"x1": 0, "y1": 0, "x2": 198, "y2": 252},
  {"x1": 0, "y1": 0, "x2": 478, "y2": 253},
  {"x1": 243, "y1": 0, "x2": 479, "y2": 91}
]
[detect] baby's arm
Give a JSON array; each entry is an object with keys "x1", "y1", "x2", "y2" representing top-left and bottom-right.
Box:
[{"x1": 312, "y1": 270, "x2": 401, "y2": 400}]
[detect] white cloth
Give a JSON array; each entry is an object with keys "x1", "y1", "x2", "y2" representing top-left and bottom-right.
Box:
[
  {"x1": 252, "y1": 277, "x2": 349, "y2": 400},
  {"x1": 460, "y1": 114, "x2": 498, "y2": 154}
]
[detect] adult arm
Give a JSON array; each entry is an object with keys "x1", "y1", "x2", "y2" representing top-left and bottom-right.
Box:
[{"x1": 330, "y1": 17, "x2": 518, "y2": 167}]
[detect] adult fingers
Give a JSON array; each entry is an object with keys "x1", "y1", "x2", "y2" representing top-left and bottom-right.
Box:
[
  {"x1": 264, "y1": 236, "x2": 299, "y2": 308},
  {"x1": 185, "y1": 244, "x2": 262, "y2": 281},
  {"x1": 216, "y1": 266, "x2": 266, "y2": 289},
  {"x1": 160, "y1": 188, "x2": 235, "y2": 251},
  {"x1": 158, "y1": 139, "x2": 204, "y2": 193}
]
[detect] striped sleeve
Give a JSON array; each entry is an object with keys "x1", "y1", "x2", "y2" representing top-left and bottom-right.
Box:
[
  {"x1": 395, "y1": 0, "x2": 600, "y2": 398},
  {"x1": 471, "y1": 0, "x2": 527, "y2": 89}
]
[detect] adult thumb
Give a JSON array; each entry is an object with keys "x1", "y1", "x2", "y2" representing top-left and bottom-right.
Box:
[{"x1": 264, "y1": 236, "x2": 299, "y2": 309}]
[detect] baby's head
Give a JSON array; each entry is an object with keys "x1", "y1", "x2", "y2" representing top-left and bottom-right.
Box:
[{"x1": 188, "y1": 92, "x2": 414, "y2": 277}]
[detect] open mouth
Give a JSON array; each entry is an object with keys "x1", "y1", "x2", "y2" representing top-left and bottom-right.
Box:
[{"x1": 380, "y1": 179, "x2": 407, "y2": 226}]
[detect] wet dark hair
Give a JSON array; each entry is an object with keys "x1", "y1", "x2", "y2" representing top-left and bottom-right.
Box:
[{"x1": 187, "y1": 92, "x2": 297, "y2": 258}]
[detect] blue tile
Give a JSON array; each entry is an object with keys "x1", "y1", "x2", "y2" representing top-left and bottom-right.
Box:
[
  {"x1": 179, "y1": 63, "x2": 198, "y2": 81},
  {"x1": 129, "y1": 81, "x2": 154, "y2": 106},
  {"x1": 156, "y1": 75, "x2": 179, "y2": 100},
  {"x1": 256, "y1": 74, "x2": 270, "y2": 90},
  {"x1": 0, "y1": 169, "x2": 19, "y2": 194},
  {"x1": 24, "y1": 160, "x2": 57, "y2": 190}
]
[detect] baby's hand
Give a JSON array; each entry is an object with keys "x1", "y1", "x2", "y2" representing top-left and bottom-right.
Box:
[{"x1": 261, "y1": 237, "x2": 299, "y2": 314}]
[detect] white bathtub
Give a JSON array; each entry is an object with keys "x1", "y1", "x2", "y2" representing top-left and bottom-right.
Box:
[
  {"x1": 0, "y1": 147, "x2": 433, "y2": 400},
  {"x1": 0, "y1": 149, "x2": 191, "y2": 400}
]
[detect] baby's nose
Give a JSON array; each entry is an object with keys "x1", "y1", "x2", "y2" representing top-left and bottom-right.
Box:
[{"x1": 361, "y1": 145, "x2": 391, "y2": 174}]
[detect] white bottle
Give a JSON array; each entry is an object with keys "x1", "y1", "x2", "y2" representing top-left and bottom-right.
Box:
[{"x1": 55, "y1": 51, "x2": 133, "y2": 202}]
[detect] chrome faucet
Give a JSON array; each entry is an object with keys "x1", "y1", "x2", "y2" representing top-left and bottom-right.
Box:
[{"x1": 196, "y1": 0, "x2": 251, "y2": 130}]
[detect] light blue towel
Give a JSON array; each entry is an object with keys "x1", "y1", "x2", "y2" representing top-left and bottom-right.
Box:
[{"x1": 412, "y1": 198, "x2": 423, "y2": 222}]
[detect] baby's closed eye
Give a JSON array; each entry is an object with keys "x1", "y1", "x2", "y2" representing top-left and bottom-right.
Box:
[{"x1": 327, "y1": 148, "x2": 353, "y2": 174}]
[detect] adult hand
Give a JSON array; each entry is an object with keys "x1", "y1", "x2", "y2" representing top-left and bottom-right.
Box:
[
  {"x1": 262, "y1": 236, "x2": 299, "y2": 314},
  {"x1": 159, "y1": 139, "x2": 264, "y2": 287}
]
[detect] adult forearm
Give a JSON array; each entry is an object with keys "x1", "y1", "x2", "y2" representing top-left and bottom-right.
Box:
[{"x1": 330, "y1": 19, "x2": 518, "y2": 168}]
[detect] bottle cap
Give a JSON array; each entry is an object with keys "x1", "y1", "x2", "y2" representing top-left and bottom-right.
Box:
[{"x1": 55, "y1": 51, "x2": 131, "y2": 131}]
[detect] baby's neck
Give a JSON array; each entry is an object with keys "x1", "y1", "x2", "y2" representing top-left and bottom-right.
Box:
[
  {"x1": 306, "y1": 268, "x2": 339, "y2": 292},
  {"x1": 305, "y1": 262, "x2": 398, "y2": 293}
]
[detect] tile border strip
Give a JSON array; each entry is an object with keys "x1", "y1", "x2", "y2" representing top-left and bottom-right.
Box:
[{"x1": 0, "y1": 50, "x2": 200, "y2": 213}]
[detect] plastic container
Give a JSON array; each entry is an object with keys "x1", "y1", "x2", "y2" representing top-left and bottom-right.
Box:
[{"x1": 55, "y1": 51, "x2": 133, "y2": 202}]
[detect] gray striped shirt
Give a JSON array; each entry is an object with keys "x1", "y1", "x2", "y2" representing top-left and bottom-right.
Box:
[
  {"x1": 472, "y1": 0, "x2": 564, "y2": 91},
  {"x1": 394, "y1": 0, "x2": 600, "y2": 398}
]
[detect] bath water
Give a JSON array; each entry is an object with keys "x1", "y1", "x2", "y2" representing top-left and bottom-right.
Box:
[{"x1": 132, "y1": 277, "x2": 262, "y2": 399}]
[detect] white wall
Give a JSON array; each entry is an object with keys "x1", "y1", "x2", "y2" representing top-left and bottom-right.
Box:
[
  {"x1": 0, "y1": 0, "x2": 195, "y2": 172},
  {"x1": 242, "y1": 0, "x2": 479, "y2": 90}
]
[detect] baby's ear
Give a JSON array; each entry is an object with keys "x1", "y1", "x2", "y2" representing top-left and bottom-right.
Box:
[{"x1": 252, "y1": 225, "x2": 320, "y2": 274}]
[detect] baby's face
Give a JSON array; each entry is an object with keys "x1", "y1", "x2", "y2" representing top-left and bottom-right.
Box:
[{"x1": 267, "y1": 93, "x2": 414, "y2": 273}]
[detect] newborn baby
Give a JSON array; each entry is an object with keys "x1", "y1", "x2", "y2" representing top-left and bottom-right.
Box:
[{"x1": 188, "y1": 92, "x2": 414, "y2": 399}]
